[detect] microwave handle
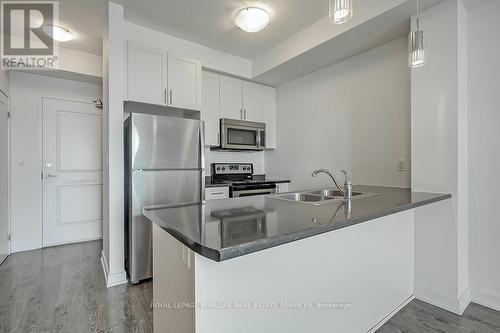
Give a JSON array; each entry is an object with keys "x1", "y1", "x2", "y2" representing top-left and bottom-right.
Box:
[{"x1": 257, "y1": 130, "x2": 265, "y2": 149}]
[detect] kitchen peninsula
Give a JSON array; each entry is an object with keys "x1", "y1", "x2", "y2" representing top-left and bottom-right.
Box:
[{"x1": 144, "y1": 185, "x2": 450, "y2": 332}]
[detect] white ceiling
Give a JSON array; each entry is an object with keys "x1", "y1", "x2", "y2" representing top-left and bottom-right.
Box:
[
  {"x1": 56, "y1": 0, "x2": 106, "y2": 55},
  {"x1": 113, "y1": 0, "x2": 329, "y2": 58},
  {"x1": 53, "y1": 0, "x2": 495, "y2": 70}
]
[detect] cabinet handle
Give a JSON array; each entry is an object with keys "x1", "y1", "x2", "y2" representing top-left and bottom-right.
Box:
[
  {"x1": 210, "y1": 192, "x2": 225, "y2": 195},
  {"x1": 244, "y1": 109, "x2": 247, "y2": 120},
  {"x1": 240, "y1": 109, "x2": 243, "y2": 119},
  {"x1": 164, "y1": 89, "x2": 167, "y2": 104},
  {"x1": 169, "y1": 90, "x2": 173, "y2": 105}
]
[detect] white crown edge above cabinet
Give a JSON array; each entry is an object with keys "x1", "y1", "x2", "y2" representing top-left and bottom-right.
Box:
[
  {"x1": 202, "y1": 70, "x2": 277, "y2": 150},
  {"x1": 127, "y1": 42, "x2": 202, "y2": 111}
]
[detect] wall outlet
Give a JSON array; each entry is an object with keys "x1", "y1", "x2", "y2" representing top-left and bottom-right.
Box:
[{"x1": 397, "y1": 159, "x2": 406, "y2": 172}]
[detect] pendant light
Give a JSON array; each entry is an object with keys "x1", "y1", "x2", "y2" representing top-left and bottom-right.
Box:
[
  {"x1": 329, "y1": 0, "x2": 353, "y2": 24},
  {"x1": 408, "y1": 0, "x2": 427, "y2": 67}
]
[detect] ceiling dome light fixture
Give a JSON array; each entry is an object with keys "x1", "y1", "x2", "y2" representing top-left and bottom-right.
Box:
[
  {"x1": 329, "y1": 0, "x2": 353, "y2": 24},
  {"x1": 408, "y1": 0, "x2": 427, "y2": 68},
  {"x1": 41, "y1": 25, "x2": 74, "y2": 42},
  {"x1": 235, "y1": 7, "x2": 270, "y2": 33}
]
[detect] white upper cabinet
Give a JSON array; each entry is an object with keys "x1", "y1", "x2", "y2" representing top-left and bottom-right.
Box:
[
  {"x1": 219, "y1": 75, "x2": 243, "y2": 120},
  {"x1": 242, "y1": 81, "x2": 263, "y2": 122},
  {"x1": 127, "y1": 42, "x2": 201, "y2": 110},
  {"x1": 127, "y1": 42, "x2": 166, "y2": 106},
  {"x1": 202, "y1": 71, "x2": 277, "y2": 149},
  {"x1": 201, "y1": 71, "x2": 221, "y2": 146},
  {"x1": 167, "y1": 55, "x2": 202, "y2": 111},
  {"x1": 262, "y1": 86, "x2": 277, "y2": 149}
]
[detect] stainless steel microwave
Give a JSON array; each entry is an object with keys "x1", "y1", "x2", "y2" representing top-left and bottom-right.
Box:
[{"x1": 219, "y1": 118, "x2": 266, "y2": 151}]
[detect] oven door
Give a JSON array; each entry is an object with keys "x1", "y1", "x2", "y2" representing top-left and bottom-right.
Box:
[
  {"x1": 220, "y1": 119, "x2": 266, "y2": 151},
  {"x1": 231, "y1": 184, "x2": 277, "y2": 198}
]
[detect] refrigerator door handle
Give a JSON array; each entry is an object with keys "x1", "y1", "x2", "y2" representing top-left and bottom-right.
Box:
[{"x1": 200, "y1": 121, "x2": 206, "y2": 202}]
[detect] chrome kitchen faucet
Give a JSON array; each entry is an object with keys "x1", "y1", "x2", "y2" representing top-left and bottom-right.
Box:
[{"x1": 311, "y1": 169, "x2": 353, "y2": 200}]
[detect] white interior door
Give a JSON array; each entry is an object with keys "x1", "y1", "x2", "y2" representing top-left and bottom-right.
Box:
[
  {"x1": 42, "y1": 98, "x2": 103, "y2": 247},
  {"x1": 0, "y1": 92, "x2": 9, "y2": 264}
]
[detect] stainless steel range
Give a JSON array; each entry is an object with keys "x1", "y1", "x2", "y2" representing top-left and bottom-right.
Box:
[{"x1": 210, "y1": 163, "x2": 277, "y2": 198}]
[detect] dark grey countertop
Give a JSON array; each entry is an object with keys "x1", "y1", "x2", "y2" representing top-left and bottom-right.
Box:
[
  {"x1": 143, "y1": 186, "x2": 451, "y2": 262},
  {"x1": 205, "y1": 175, "x2": 291, "y2": 188}
]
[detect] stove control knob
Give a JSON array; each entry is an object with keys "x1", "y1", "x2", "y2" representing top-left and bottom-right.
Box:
[
  {"x1": 242, "y1": 167, "x2": 246, "y2": 170},
  {"x1": 216, "y1": 167, "x2": 220, "y2": 171},
  {"x1": 222, "y1": 167, "x2": 225, "y2": 171}
]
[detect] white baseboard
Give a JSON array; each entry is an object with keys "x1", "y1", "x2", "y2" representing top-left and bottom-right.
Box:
[
  {"x1": 11, "y1": 239, "x2": 42, "y2": 253},
  {"x1": 43, "y1": 236, "x2": 103, "y2": 248},
  {"x1": 472, "y1": 290, "x2": 500, "y2": 312},
  {"x1": 100, "y1": 251, "x2": 128, "y2": 288},
  {"x1": 414, "y1": 286, "x2": 471, "y2": 315},
  {"x1": 368, "y1": 295, "x2": 415, "y2": 333}
]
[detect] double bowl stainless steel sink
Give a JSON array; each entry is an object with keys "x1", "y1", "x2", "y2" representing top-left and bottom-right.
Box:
[{"x1": 269, "y1": 189, "x2": 376, "y2": 205}]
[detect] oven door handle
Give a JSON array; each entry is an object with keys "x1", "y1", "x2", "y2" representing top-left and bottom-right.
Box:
[{"x1": 232, "y1": 187, "x2": 277, "y2": 197}]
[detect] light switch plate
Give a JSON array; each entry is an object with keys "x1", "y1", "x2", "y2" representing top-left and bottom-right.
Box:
[{"x1": 397, "y1": 159, "x2": 406, "y2": 172}]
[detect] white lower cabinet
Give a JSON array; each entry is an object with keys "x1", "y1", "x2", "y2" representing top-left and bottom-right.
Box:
[{"x1": 205, "y1": 187, "x2": 230, "y2": 200}]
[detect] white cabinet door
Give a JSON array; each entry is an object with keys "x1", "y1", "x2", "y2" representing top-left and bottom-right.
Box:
[
  {"x1": 220, "y1": 75, "x2": 243, "y2": 120},
  {"x1": 242, "y1": 81, "x2": 262, "y2": 122},
  {"x1": 205, "y1": 187, "x2": 230, "y2": 200},
  {"x1": 262, "y1": 86, "x2": 277, "y2": 149},
  {"x1": 167, "y1": 55, "x2": 202, "y2": 110},
  {"x1": 42, "y1": 98, "x2": 103, "y2": 247},
  {"x1": 201, "y1": 71, "x2": 220, "y2": 146},
  {"x1": 127, "y1": 42, "x2": 166, "y2": 105}
]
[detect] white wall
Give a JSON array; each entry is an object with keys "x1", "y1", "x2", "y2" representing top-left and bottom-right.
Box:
[
  {"x1": 0, "y1": 70, "x2": 8, "y2": 96},
  {"x1": 411, "y1": 0, "x2": 470, "y2": 314},
  {"x1": 101, "y1": 1, "x2": 127, "y2": 288},
  {"x1": 468, "y1": 0, "x2": 500, "y2": 311},
  {"x1": 9, "y1": 72, "x2": 101, "y2": 252},
  {"x1": 265, "y1": 37, "x2": 410, "y2": 191}
]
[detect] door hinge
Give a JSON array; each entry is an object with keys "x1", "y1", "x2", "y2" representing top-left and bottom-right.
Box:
[
  {"x1": 41, "y1": 172, "x2": 44, "y2": 179},
  {"x1": 8, "y1": 234, "x2": 11, "y2": 241},
  {"x1": 7, "y1": 111, "x2": 11, "y2": 118}
]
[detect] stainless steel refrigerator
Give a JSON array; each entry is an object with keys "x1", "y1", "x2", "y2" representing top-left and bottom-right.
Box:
[{"x1": 124, "y1": 113, "x2": 205, "y2": 284}]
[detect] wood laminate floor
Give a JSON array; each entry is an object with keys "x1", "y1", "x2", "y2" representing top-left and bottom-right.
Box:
[
  {"x1": 377, "y1": 299, "x2": 500, "y2": 333},
  {"x1": 0, "y1": 241, "x2": 152, "y2": 333},
  {"x1": 1, "y1": 241, "x2": 499, "y2": 333}
]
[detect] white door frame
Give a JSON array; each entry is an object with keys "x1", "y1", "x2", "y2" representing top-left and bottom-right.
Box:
[
  {"x1": 0, "y1": 89, "x2": 11, "y2": 260},
  {"x1": 40, "y1": 96, "x2": 103, "y2": 247}
]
